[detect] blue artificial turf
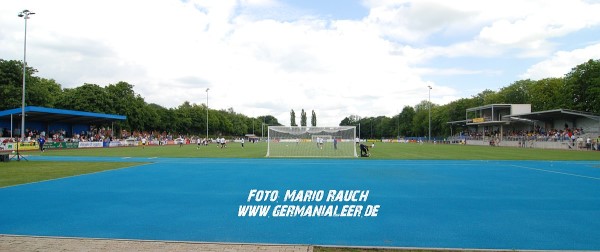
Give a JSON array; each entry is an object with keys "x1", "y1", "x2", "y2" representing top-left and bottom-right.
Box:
[{"x1": 0, "y1": 157, "x2": 599, "y2": 250}]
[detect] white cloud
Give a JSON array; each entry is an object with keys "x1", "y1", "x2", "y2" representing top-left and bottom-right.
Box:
[
  {"x1": 2, "y1": 0, "x2": 600, "y2": 127},
  {"x1": 476, "y1": 0, "x2": 600, "y2": 55},
  {"x1": 520, "y1": 43, "x2": 600, "y2": 80}
]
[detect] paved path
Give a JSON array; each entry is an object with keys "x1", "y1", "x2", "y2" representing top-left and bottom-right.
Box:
[{"x1": 0, "y1": 235, "x2": 313, "y2": 252}]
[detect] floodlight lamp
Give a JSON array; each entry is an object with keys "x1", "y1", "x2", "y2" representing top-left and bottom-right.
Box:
[{"x1": 18, "y1": 10, "x2": 34, "y2": 18}]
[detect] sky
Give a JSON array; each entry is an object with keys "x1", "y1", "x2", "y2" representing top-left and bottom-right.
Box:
[{"x1": 2, "y1": 0, "x2": 600, "y2": 126}]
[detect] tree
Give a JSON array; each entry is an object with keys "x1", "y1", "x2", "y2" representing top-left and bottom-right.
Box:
[
  {"x1": 0, "y1": 59, "x2": 37, "y2": 110},
  {"x1": 215, "y1": 109, "x2": 234, "y2": 136},
  {"x1": 564, "y1": 59, "x2": 600, "y2": 113},
  {"x1": 105, "y1": 82, "x2": 136, "y2": 114},
  {"x1": 398, "y1": 106, "x2": 415, "y2": 137},
  {"x1": 28, "y1": 77, "x2": 62, "y2": 108},
  {"x1": 104, "y1": 81, "x2": 150, "y2": 131},
  {"x1": 529, "y1": 78, "x2": 567, "y2": 111},
  {"x1": 472, "y1": 89, "x2": 499, "y2": 106},
  {"x1": 412, "y1": 100, "x2": 433, "y2": 137},
  {"x1": 258, "y1": 115, "x2": 282, "y2": 126},
  {"x1": 290, "y1": 109, "x2": 297, "y2": 126},
  {"x1": 300, "y1": 109, "x2": 307, "y2": 126},
  {"x1": 257, "y1": 115, "x2": 281, "y2": 136},
  {"x1": 496, "y1": 79, "x2": 533, "y2": 104},
  {"x1": 339, "y1": 115, "x2": 361, "y2": 126},
  {"x1": 366, "y1": 117, "x2": 373, "y2": 139},
  {"x1": 375, "y1": 116, "x2": 392, "y2": 139},
  {"x1": 311, "y1": 110, "x2": 317, "y2": 126},
  {"x1": 187, "y1": 103, "x2": 207, "y2": 134},
  {"x1": 146, "y1": 103, "x2": 170, "y2": 132},
  {"x1": 445, "y1": 98, "x2": 476, "y2": 122},
  {"x1": 55, "y1": 83, "x2": 111, "y2": 113},
  {"x1": 174, "y1": 101, "x2": 193, "y2": 134},
  {"x1": 443, "y1": 98, "x2": 477, "y2": 137},
  {"x1": 432, "y1": 105, "x2": 450, "y2": 137}
]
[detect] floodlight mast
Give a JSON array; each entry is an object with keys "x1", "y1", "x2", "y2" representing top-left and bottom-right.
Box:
[{"x1": 18, "y1": 9, "x2": 35, "y2": 142}]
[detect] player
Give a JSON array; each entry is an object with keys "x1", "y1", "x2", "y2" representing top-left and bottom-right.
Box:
[
  {"x1": 359, "y1": 143, "x2": 369, "y2": 157},
  {"x1": 38, "y1": 136, "x2": 45, "y2": 152}
]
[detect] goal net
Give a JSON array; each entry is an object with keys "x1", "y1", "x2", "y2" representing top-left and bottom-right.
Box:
[{"x1": 267, "y1": 126, "x2": 357, "y2": 158}]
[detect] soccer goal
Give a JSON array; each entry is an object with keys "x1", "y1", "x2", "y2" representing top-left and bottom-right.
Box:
[{"x1": 267, "y1": 126, "x2": 357, "y2": 158}]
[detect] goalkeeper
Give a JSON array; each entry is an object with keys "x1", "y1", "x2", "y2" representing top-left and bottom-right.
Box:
[{"x1": 359, "y1": 143, "x2": 370, "y2": 157}]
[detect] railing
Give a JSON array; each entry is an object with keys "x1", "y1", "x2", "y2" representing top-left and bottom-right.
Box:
[{"x1": 449, "y1": 132, "x2": 599, "y2": 150}]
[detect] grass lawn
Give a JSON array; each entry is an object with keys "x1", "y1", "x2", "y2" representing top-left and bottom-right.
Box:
[
  {"x1": 1, "y1": 142, "x2": 597, "y2": 188},
  {"x1": 22, "y1": 141, "x2": 600, "y2": 160},
  {"x1": 34, "y1": 142, "x2": 268, "y2": 158},
  {"x1": 2, "y1": 142, "x2": 596, "y2": 188},
  {"x1": 370, "y1": 142, "x2": 600, "y2": 160},
  {"x1": 0, "y1": 161, "x2": 145, "y2": 188}
]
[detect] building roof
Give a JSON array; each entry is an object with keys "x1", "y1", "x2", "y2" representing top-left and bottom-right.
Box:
[
  {"x1": 503, "y1": 109, "x2": 600, "y2": 122},
  {"x1": 0, "y1": 106, "x2": 126, "y2": 125},
  {"x1": 465, "y1": 104, "x2": 513, "y2": 112},
  {"x1": 447, "y1": 119, "x2": 471, "y2": 126}
]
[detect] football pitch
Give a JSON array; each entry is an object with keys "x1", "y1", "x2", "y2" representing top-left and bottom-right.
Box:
[
  {"x1": 0, "y1": 143, "x2": 599, "y2": 250},
  {"x1": 21, "y1": 141, "x2": 600, "y2": 160}
]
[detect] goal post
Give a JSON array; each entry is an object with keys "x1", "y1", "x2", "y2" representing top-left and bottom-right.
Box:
[{"x1": 267, "y1": 126, "x2": 357, "y2": 158}]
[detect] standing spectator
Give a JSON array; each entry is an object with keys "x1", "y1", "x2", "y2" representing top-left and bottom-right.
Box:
[{"x1": 586, "y1": 137, "x2": 592, "y2": 150}]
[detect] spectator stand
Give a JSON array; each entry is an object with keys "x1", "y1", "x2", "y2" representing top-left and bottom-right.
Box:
[{"x1": 0, "y1": 106, "x2": 126, "y2": 146}]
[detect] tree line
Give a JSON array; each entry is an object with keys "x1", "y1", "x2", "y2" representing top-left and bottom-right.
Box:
[
  {"x1": 1, "y1": 58, "x2": 598, "y2": 138},
  {"x1": 339, "y1": 59, "x2": 600, "y2": 139},
  {"x1": 0, "y1": 59, "x2": 281, "y2": 138}
]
